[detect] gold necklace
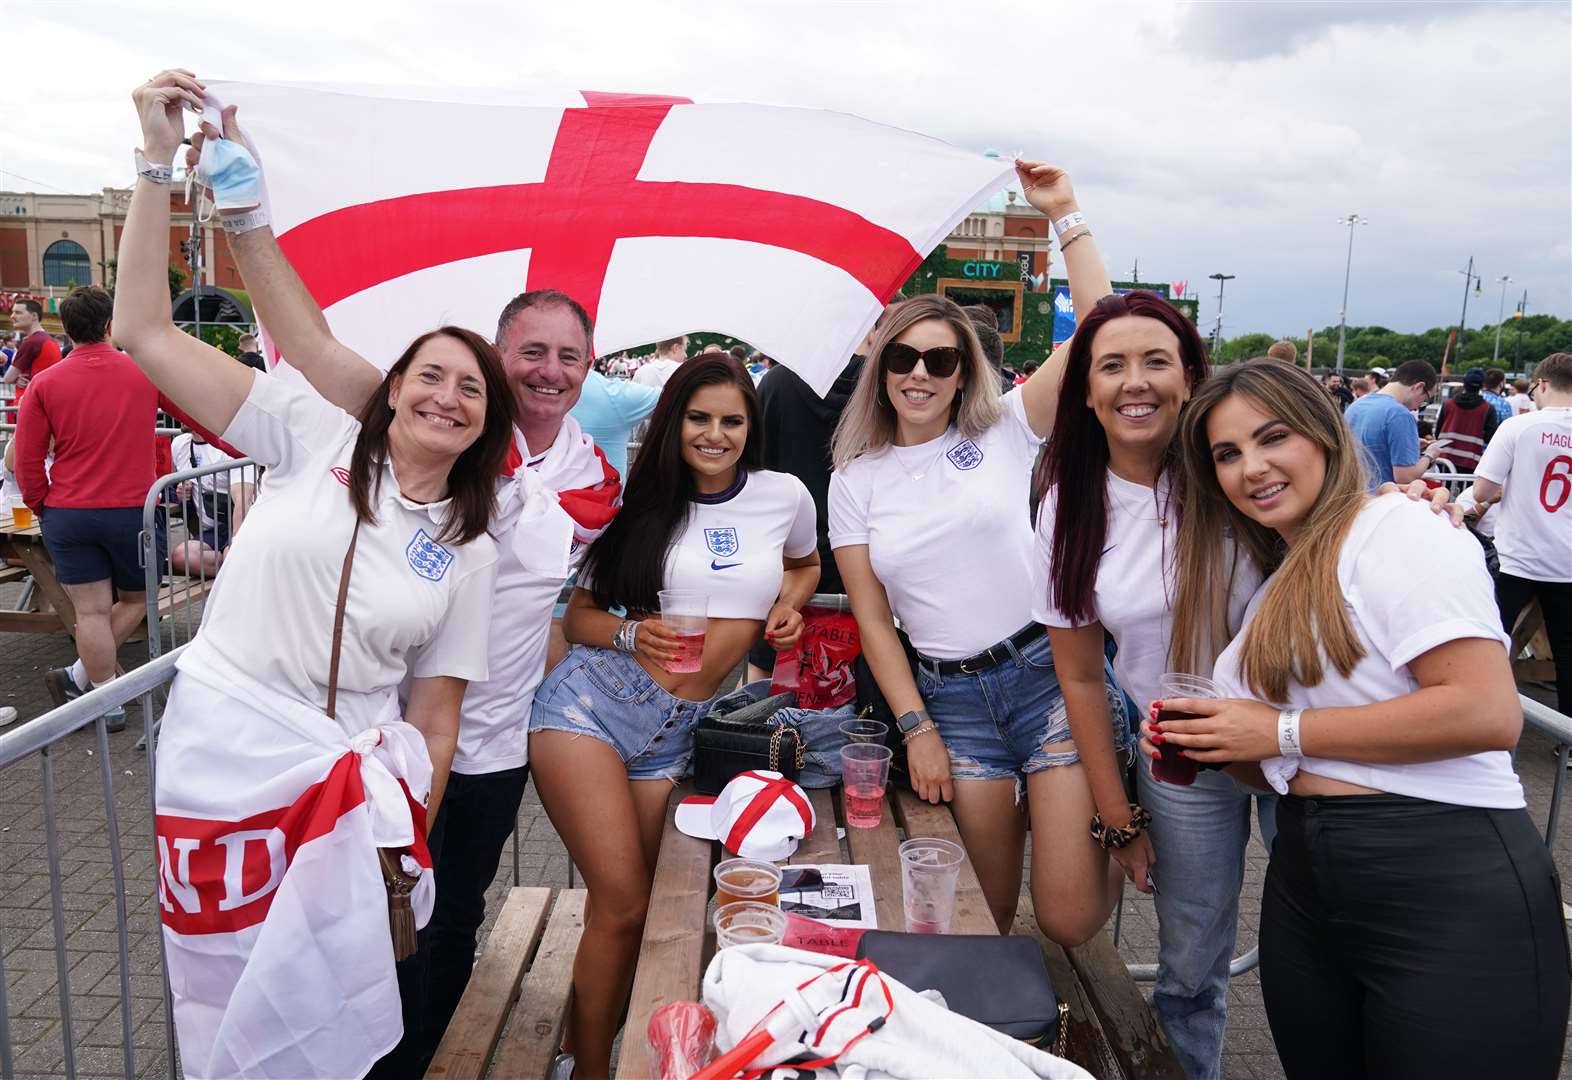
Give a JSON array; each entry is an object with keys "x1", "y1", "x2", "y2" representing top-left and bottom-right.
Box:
[{"x1": 1108, "y1": 472, "x2": 1170, "y2": 528}]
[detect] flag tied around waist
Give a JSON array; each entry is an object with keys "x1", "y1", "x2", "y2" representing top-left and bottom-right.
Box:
[
  {"x1": 203, "y1": 82, "x2": 1012, "y2": 395},
  {"x1": 154, "y1": 675, "x2": 433, "y2": 1079}
]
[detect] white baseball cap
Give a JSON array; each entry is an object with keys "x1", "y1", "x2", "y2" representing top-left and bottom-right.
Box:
[{"x1": 674, "y1": 770, "x2": 815, "y2": 861}]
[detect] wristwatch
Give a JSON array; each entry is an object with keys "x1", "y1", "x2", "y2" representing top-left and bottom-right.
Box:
[{"x1": 895, "y1": 707, "x2": 931, "y2": 735}]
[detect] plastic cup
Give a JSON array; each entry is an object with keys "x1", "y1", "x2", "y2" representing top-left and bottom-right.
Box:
[
  {"x1": 713, "y1": 858, "x2": 782, "y2": 908},
  {"x1": 839, "y1": 743, "x2": 892, "y2": 828},
  {"x1": 899, "y1": 837, "x2": 965, "y2": 934},
  {"x1": 657, "y1": 589, "x2": 708, "y2": 673},
  {"x1": 10, "y1": 504, "x2": 33, "y2": 529},
  {"x1": 713, "y1": 901, "x2": 788, "y2": 948},
  {"x1": 1152, "y1": 673, "x2": 1222, "y2": 786},
  {"x1": 838, "y1": 718, "x2": 888, "y2": 745}
]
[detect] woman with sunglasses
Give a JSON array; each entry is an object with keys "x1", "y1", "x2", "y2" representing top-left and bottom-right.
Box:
[
  {"x1": 1153, "y1": 359, "x2": 1566, "y2": 1079},
  {"x1": 828, "y1": 163, "x2": 1132, "y2": 942},
  {"x1": 528, "y1": 354, "x2": 819, "y2": 1078}
]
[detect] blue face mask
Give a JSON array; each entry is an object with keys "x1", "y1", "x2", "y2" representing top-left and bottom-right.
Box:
[{"x1": 196, "y1": 136, "x2": 262, "y2": 214}]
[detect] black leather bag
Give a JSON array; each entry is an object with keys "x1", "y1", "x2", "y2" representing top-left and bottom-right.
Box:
[
  {"x1": 691, "y1": 689, "x2": 805, "y2": 795},
  {"x1": 854, "y1": 930, "x2": 1066, "y2": 1052},
  {"x1": 852, "y1": 626, "x2": 920, "y2": 782}
]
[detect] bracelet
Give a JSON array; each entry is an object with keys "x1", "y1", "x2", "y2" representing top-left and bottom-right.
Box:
[
  {"x1": 1059, "y1": 228, "x2": 1092, "y2": 253},
  {"x1": 612, "y1": 618, "x2": 639, "y2": 655},
  {"x1": 134, "y1": 148, "x2": 174, "y2": 185},
  {"x1": 1051, "y1": 210, "x2": 1087, "y2": 237},
  {"x1": 901, "y1": 721, "x2": 937, "y2": 744},
  {"x1": 220, "y1": 208, "x2": 271, "y2": 235},
  {"x1": 1090, "y1": 804, "x2": 1153, "y2": 850},
  {"x1": 1277, "y1": 708, "x2": 1304, "y2": 758}
]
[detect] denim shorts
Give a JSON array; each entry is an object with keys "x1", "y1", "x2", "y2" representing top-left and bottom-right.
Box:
[
  {"x1": 916, "y1": 628, "x2": 1135, "y2": 786},
  {"x1": 528, "y1": 646, "x2": 716, "y2": 781}
]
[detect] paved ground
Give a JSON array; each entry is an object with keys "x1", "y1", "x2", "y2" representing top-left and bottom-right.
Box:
[{"x1": 0, "y1": 593, "x2": 1567, "y2": 1078}]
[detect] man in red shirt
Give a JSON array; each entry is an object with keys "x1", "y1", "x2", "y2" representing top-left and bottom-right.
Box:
[
  {"x1": 5, "y1": 298, "x2": 62, "y2": 390},
  {"x1": 16, "y1": 286, "x2": 171, "y2": 730}
]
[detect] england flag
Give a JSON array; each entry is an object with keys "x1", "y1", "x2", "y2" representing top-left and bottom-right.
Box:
[{"x1": 201, "y1": 83, "x2": 1013, "y2": 394}]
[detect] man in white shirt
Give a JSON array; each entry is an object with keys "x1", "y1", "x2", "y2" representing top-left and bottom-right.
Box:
[
  {"x1": 631, "y1": 334, "x2": 687, "y2": 388},
  {"x1": 1467, "y1": 351, "x2": 1572, "y2": 716}
]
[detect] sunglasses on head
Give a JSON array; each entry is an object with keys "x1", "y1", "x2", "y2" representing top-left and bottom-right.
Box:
[{"x1": 881, "y1": 342, "x2": 964, "y2": 378}]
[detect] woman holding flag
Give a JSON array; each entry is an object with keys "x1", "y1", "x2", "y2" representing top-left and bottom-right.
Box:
[{"x1": 116, "y1": 71, "x2": 515, "y2": 1079}]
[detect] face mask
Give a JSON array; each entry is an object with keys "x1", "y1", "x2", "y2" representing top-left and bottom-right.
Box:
[{"x1": 195, "y1": 136, "x2": 262, "y2": 216}]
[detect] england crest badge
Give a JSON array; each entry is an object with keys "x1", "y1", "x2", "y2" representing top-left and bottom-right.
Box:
[
  {"x1": 947, "y1": 440, "x2": 984, "y2": 471},
  {"x1": 704, "y1": 527, "x2": 740, "y2": 558},
  {"x1": 406, "y1": 529, "x2": 455, "y2": 581}
]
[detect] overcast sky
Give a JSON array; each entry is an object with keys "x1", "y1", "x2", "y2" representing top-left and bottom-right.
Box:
[{"x1": 5, "y1": 0, "x2": 1567, "y2": 338}]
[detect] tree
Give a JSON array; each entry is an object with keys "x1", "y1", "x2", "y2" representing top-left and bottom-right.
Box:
[
  {"x1": 1221, "y1": 315, "x2": 1572, "y2": 373},
  {"x1": 169, "y1": 263, "x2": 187, "y2": 303}
]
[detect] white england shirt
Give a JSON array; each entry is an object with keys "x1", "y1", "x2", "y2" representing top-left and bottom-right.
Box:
[
  {"x1": 580, "y1": 468, "x2": 817, "y2": 619},
  {"x1": 1033, "y1": 470, "x2": 1262, "y2": 710},
  {"x1": 828, "y1": 388, "x2": 1042, "y2": 659},
  {"x1": 451, "y1": 417, "x2": 618, "y2": 775},
  {"x1": 1215, "y1": 494, "x2": 1523, "y2": 809},
  {"x1": 178, "y1": 373, "x2": 497, "y2": 737},
  {"x1": 1474, "y1": 406, "x2": 1572, "y2": 582}
]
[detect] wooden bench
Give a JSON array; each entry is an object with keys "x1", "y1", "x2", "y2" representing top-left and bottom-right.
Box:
[
  {"x1": 425, "y1": 886, "x2": 586, "y2": 1080},
  {"x1": 616, "y1": 782, "x2": 1184, "y2": 1079},
  {"x1": 155, "y1": 575, "x2": 217, "y2": 620}
]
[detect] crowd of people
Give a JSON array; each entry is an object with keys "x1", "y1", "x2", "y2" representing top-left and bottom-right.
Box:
[{"x1": 1, "y1": 69, "x2": 1566, "y2": 1080}]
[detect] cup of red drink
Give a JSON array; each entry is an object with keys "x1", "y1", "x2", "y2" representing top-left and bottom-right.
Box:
[
  {"x1": 658, "y1": 589, "x2": 708, "y2": 674},
  {"x1": 1151, "y1": 672, "x2": 1222, "y2": 785},
  {"x1": 839, "y1": 743, "x2": 892, "y2": 828}
]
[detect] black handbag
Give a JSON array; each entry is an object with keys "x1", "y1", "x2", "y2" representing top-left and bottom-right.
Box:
[
  {"x1": 854, "y1": 930, "x2": 1067, "y2": 1054},
  {"x1": 852, "y1": 626, "x2": 920, "y2": 781},
  {"x1": 691, "y1": 689, "x2": 806, "y2": 795}
]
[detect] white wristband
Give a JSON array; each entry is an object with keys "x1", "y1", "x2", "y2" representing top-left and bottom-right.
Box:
[
  {"x1": 220, "y1": 209, "x2": 271, "y2": 235},
  {"x1": 1277, "y1": 708, "x2": 1304, "y2": 758},
  {"x1": 1051, "y1": 210, "x2": 1087, "y2": 238},
  {"x1": 134, "y1": 148, "x2": 174, "y2": 185}
]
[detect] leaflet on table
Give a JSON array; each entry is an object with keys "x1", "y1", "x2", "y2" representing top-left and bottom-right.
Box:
[{"x1": 780, "y1": 863, "x2": 878, "y2": 929}]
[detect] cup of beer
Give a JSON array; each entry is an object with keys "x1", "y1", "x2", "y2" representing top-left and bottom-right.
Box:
[
  {"x1": 1152, "y1": 673, "x2": 1223, "y2": 785},
  {"x1": 657, "y1": 589, "x2": 708, "y2": 673},
  {"x1": 10, "y1": 504, "x2": 33, "y2": 529},
  {"x1": 713, "y1": 901, "x2": 788, "y2": 949},
  {"x1": 713, "y1": 858, "x2": 782, "y2": 908}
]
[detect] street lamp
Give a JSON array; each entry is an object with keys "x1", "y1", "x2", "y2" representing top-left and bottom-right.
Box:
[
  {"x1": 1209, "y1": 272, "x2": 1235, "y2": 358},
  {"x1": 1455, "y1": 257, "x2": 1482, "y2": 363},
  {"x1": 1334, "y1": 214, "x2": 1367, "y2": 375},
  {"x1": 1492, "y1": 274, "x2": 1513, "y2": 365}
]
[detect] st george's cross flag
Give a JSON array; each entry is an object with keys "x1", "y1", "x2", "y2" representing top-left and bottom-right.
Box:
[{"x1": 200, "y1": 83, "x2": 1013, "y2": 394}]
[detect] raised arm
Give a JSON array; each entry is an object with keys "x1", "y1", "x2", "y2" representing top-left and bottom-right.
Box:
[
  {"x1": 113, "y1": 71, "x2": 254, "y2": 436},
  {"x1": 1013, "y1": 162, "x2": 1113, "y2": 438},
  {"x1": 187, "y1": 108, "x2": 382, "y2": 413}
]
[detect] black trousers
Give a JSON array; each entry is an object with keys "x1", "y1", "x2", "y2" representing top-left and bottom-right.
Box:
[
  {"x1": 1497, "y1": 572, "x2": 1572, "y2": 714},
  {"x1": 367, "y1": 765, "x2": 532, "y2": 1079},
  {"x1": 1261, "y1": 793, "x2": 1570, "y2": 1080}
]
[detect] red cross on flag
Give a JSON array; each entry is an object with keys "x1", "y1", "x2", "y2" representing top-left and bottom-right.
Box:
[{"x1": 203, "y1": 83, "x2": 1012, "y2": 394}]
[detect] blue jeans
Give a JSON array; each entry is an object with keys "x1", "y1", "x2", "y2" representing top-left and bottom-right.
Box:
[{"x1": 1138, "y1": 761, "x2": 1277, "y2": 1080}]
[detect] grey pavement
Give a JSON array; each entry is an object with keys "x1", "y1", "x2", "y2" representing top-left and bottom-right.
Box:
[{"x1": 0, "y1": 590, "x2": 1568, "y2": 1078}]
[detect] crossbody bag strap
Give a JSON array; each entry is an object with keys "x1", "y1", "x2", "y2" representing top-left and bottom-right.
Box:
[{"x1": 325, "y1": 517, "x2": 363, "y2": 721}]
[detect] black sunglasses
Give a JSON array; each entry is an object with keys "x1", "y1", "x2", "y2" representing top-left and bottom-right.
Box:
[{"x1": 881, "y1": 342, "x2": 964, "y2": 378}]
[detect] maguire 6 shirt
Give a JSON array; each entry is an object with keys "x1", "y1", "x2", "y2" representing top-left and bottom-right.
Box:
[
  {"x1": 1216, "y1": 494, "x2": 1523, "y2": 809},
  {"x1": 179, "y1": 373, "x2": 497, "y2": 737},
  {"x1": 828, "y1": 388, "x2": 1042, "y2": 658},
  {"x1": 1474, "y1": 406, "x2": 1572, "y2": 583},
  {"x1": 1033, "y1": 470, "x2": 1262, "y2": 709}
]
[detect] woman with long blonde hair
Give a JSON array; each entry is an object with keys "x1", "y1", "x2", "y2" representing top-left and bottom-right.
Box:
[
  {"x1": 1153, "y1": 359, "x2": 1567, "y2": 1080},
  {"x1": 828, "y1": 163, "x2": 1132, "y2": 942}
]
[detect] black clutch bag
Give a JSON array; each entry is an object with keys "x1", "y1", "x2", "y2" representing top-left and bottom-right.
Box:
[
  {"x1": 854, "y1": 930, "x2": 1065, "y2": 1052},
  {"x1": 692, "y1": 689, "x2": 805, "y2": 795},
  {"x1": 852, "y1": 626, "x2": 920, "y2": 783}
]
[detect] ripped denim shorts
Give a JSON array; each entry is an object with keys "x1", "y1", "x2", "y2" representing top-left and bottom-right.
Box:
[
  {"x1": 916, "y1": 627, "x2": 1135, "y2": 787},
  {"x1": 528, "y1": 646, "x2": 718, "y2": 782}
]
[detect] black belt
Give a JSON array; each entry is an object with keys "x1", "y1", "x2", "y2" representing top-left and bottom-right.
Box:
[{"x1": 922, "y1": 622, "x2": 1046, "y2": 676}]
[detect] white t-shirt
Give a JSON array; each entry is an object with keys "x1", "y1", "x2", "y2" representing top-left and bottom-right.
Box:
[
  {"x1": 178, "y1": 373, "x2": 498, "y2": 737},
  {"x1": 632, "y1": 357, "x2": 682, "y2": 388},
  {"x1": 583, "y1": 469, "x2": 817, "y2": 620},
  {"x1": 828, "y1": 388, "x2": 1043, "y2": 658},
  {"x1": 1473, "y1": 406, "x2": 1572, "y2": 582},
  {"x1": 1215, "y1": 494, "x2": 1523, "y2": 809},
  {"x1": 1508, "y1": 392, "x2": 1537, "y2": 416},
  {"x1": 452, "y1": 417, "x2": 615, "y2": 775},
  {"x1": 171, "y1": 432, "x2": 258, "y2": 531},
  {"x1": 1033, "y1": 471, "x2": 1262, "y2": 710}
]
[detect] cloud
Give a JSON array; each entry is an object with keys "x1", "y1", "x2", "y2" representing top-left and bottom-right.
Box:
[{"x1": 1173, "y1": 0, "x2": 1522, "y2": 61}]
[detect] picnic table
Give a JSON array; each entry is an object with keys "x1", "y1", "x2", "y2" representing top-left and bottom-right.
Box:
[
  {"x1": 0, "y1": 517, "x2": 75, "y2": 634},
  {"x1": 615, "y1": 782, "x2": 1185, "y2": 1080}
]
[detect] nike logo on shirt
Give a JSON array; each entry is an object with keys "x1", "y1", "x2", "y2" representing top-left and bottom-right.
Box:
[{"x1": 711, "y1": 560, "x2": 742, "y2": 570}]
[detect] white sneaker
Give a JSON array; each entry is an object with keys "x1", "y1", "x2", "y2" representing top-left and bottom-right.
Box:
[{"x1": 0, "y1": 706, "x2": 17, "y2": 726}]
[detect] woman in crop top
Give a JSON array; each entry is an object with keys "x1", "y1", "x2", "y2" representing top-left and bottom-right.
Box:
[
  {"x1": 529, "y1": 354, "x2": 819, "y2": 1077},
  {"x1": 1152, "y1": 359, "x2": 1568, "y2": 1080}
]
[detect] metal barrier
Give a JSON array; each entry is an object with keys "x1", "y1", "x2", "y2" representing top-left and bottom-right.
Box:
[{"x1": 0, "y1": 648, "x2": 184, "y2": 1079}]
